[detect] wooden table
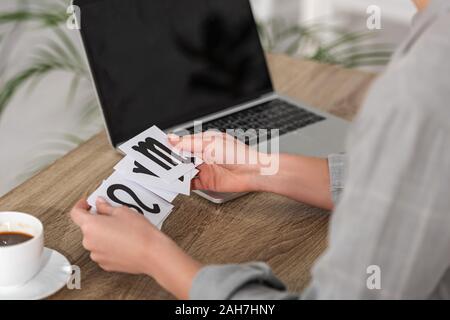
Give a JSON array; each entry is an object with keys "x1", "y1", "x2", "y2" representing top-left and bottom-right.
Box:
[{"x1": 0, "y1": 54, "x2": 376, "y2": 299}]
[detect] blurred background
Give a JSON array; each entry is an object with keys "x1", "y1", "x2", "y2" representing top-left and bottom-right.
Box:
[{"x1": 0, "y1": 0, "x2": 417, "y2": 196}]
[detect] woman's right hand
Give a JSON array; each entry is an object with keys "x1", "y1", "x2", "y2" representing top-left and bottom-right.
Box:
[
  {"x1": 170, "y1": 131, "x2": 334, "y2": 210},
  {"x1": 169, "y1": 131, "x2": 271, "y2": 193}
]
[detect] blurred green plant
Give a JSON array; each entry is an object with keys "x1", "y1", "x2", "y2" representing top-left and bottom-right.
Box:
[
  {"x1": 0, "y1": 0, "x2": 67, "y2": 26},
  {"x1": 0, "y1": 0, "x2": 91, "y2": 117},
  {"x1": 0, "y1": 0, "x2": 101, "y2": 180},
  {"x1": 257, "y1": 19, "x2": 393, "y2": 68}
]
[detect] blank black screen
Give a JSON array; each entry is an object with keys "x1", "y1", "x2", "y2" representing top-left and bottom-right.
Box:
[{"x1": 75, "y1": 0, "x2": 273, "y2": 146}]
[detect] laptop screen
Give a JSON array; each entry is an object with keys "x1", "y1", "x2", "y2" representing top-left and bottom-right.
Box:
[{"x1": 75, "y1": 0, "x2": 273, "y2": 146}]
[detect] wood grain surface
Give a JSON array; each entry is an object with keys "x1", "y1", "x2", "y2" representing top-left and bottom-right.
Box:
[{"x1": 0, "y1": 54, "x2": 376, "y2": 299}]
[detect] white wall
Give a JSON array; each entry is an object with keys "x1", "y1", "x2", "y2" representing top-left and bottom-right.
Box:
[{"x1": 251, "y1": 0, "x2": 301, "y2": 22}]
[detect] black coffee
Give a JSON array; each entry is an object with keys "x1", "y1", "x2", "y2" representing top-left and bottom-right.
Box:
[{"x1": 0, "y1": 232, "x2": 33, "y2": 247}]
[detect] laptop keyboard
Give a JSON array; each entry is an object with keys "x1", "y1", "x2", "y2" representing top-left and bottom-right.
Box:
[{"x1": 186, "y1": 98, "x2": 325, "y2": 144}]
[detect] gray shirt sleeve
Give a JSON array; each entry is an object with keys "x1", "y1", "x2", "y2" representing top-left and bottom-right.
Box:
[
  {"x1": 190, "y1": 263, "x2": 298, "y2": 300},
  {"x1": 190, "y1": 156, "x2": 346, "y2": 300},
  {"x1": 190, "y1": 1, "x2": 450, "y2": 300}
]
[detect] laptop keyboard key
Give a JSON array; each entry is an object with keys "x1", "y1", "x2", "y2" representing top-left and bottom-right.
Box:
[{"x1": 185, "y1": 98, "x2": 325, "y2": 145}]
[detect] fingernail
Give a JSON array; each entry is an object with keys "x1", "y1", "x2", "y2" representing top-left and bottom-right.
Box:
[
  {"x1": 168, "y1": 133, "x2": 179, "y2": 140},
  {"x1": 97, "y1": 197, "x2": 107, "y2": 204}
]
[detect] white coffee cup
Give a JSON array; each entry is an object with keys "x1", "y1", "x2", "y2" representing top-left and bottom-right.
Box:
[{"x1": 0, "y1": 212, "x2": 44, "y2": 287}]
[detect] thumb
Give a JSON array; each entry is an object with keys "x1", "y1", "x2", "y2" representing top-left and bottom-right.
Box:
[
  {"x1": 70, "y1": 199, "x2": 93, "y2": 227},
  {"x1": 95, "y1": 197, "x2": 116, "y2": 216}
]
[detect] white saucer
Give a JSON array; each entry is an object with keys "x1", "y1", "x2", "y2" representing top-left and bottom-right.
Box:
[{"x1": 0, "y1": 248, "x2": 72, "y2": 300}]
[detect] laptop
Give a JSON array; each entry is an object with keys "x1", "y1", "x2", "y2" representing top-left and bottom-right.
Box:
[{"x1": 74, "y1": 0, "x2": 349, "y2": 203}]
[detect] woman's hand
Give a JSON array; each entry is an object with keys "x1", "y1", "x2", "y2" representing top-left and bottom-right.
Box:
[
  {"x1": 170, "y1": 132, "x2": 334, "y2": 210},
  {"x1": 70, "y1": 198, "x2": 202, "y2": 299},
  {"x1": 169, "y1": 131, "x2": 272, "y2": 193}
]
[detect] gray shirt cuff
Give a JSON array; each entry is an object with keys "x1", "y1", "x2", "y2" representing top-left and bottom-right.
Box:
[
  {"x1": 190, "y1": 262, "x2": 296, "y2": 300},
  {"x1": 328, "y1": 154, "x2": 347, "y2": 204}
]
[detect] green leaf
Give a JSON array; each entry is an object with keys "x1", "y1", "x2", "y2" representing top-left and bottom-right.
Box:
[
  {"x1": 67, "y1": 74, "x2": 81, "y2": 104},
  {"x1": 257, "y1": 18, "x2": 393, "y2": 68},
  {"x1": 0, "y1": 0, "x2": 68, "y2": 27},
  {"x1": 0, "y1": 63, "x2": 54, "y2": 117}
]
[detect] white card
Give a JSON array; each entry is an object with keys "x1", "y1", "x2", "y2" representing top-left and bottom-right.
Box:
[
  {"x1": 87, "y1": 172, "x2": 173, "y2": 227},
  {"x1": 145, "y1": 185, "x2": 178, "y2": 203},
  {"x1": 114, "y1": 156, "x2": 196, "y2": 196},
  {"x1": 156, "y1": 213, "x2": 170, "y2": 230},
  {"x1": 90, "y1": 205, "x2": 165, "y2": 231},
  {"x1": 119, "y1": 126, "x2": 197, "y2": 182}
]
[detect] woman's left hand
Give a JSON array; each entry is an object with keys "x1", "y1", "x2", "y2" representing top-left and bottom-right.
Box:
[{"x1": 70, "y1": 198, "x2": 202, "y2": 299}]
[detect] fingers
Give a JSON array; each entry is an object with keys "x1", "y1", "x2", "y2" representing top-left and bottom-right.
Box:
[
  {"x1": 191, "y1": 178, "x2": 205, "y2": 190},
  {"x1": 190, "y1": 164, "x2": 213, "y2": 190},
  {"x1": 168, "y1": 135, "x2": 204, "y2": 154},
  {"x1": 96, "y1": 197, "x2": 139, "y2": 217},
  {"x1": 70, "y1": 199, "x2": 92, "y2": 227},
  {"x1": 168, "y1": 131, "x2": 224, "y2": 154},
  {"x1": 74, "y1": 198, "x2": 91, "y2": 210},
  {"x1": 95, "y1": 197, "x2": 115, "y2": 216}
]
